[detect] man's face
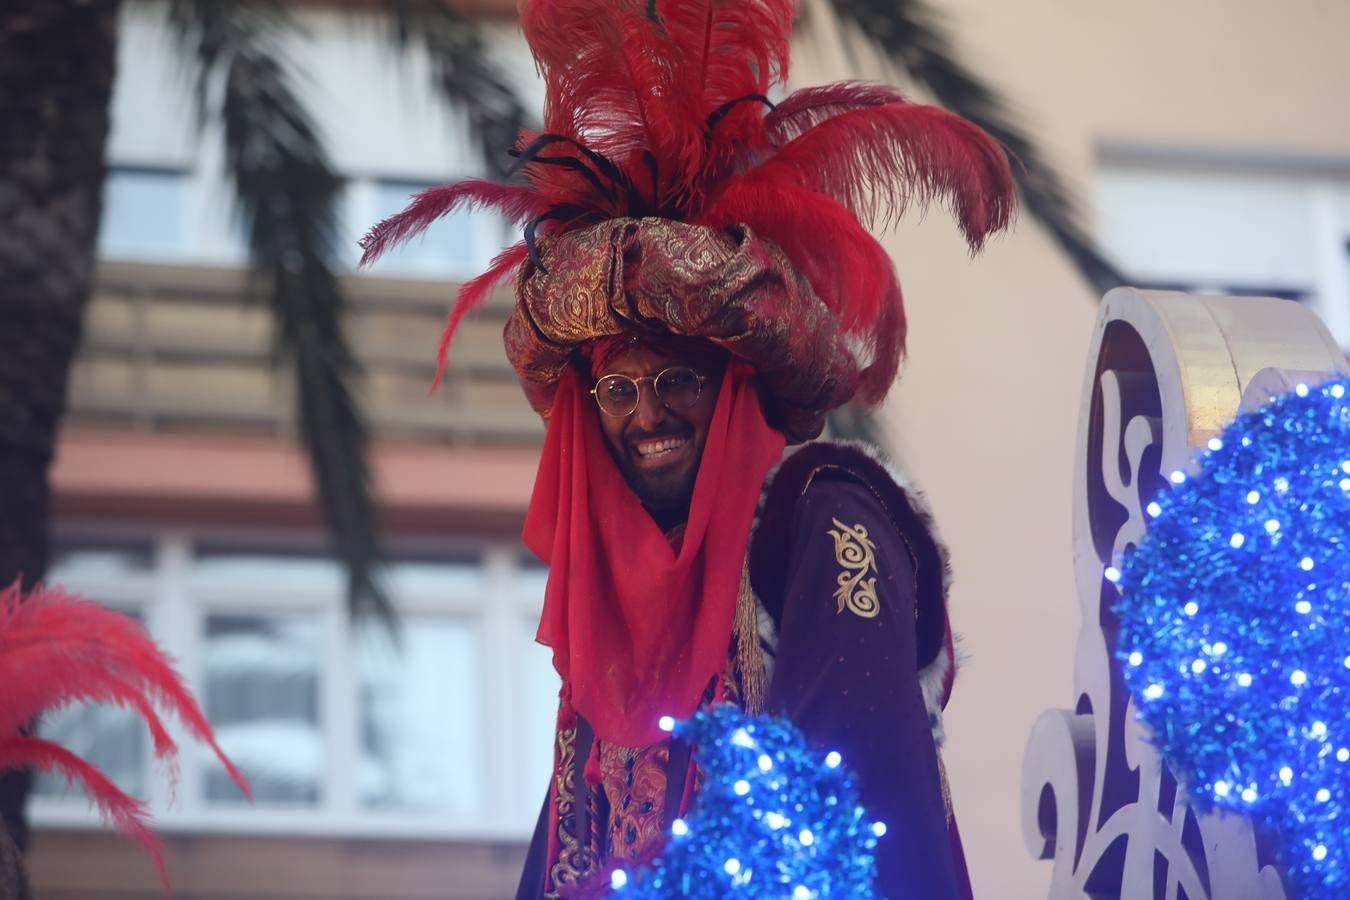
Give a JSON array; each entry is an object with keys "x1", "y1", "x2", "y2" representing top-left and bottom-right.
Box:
[{"x1": 593, "y1": 344, "x2": 724, "y2": 517}]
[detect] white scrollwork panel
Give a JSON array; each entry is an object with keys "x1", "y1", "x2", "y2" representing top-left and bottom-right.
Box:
[{"x1": 1021, "y1": 288, "x2": 1349, "y2": 899}]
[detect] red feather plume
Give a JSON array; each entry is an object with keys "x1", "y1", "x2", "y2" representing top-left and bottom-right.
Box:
[
  {"x1": 360, "y1": 0, "x2": 1015, "y2": 399},
  {"x1": 763, "y1": 81, "x2": 907, "y2": 143},
  {"x1": 0, "y1": 737, "x2": 162, "y2": 877},
  {"x1": 0, "y1": 582, "x2": 251, "y2": 894},
  {"x1": 358, "y1": 180, "x2": 547, "y2": 267},
  {"x1": 431, "y1": 241, "x2": 532, "y2": 388},
  {"x1": 748, "y1": 102, "x2": 1015, "y2": 243}
]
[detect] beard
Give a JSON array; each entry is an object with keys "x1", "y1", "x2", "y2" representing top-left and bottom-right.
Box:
[{"x1": 610, "y1": 422, "x2": 702, "y2": 520}]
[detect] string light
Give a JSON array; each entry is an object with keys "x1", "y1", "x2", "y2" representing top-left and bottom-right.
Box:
[
  {"x1": 609, "y1": 706, "x2": 882, "y2": 897},
  {"x1": 1114, "y1": 376, "x2": 1350, "y2": 899}
]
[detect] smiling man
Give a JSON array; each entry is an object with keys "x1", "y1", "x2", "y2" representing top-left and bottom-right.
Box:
[
  {"x1": 361, "y1": 1, "x2": 1013, "y2": 896},
  {"x1": 590, "y1": 342, "x2": 724, "y2": 531}
]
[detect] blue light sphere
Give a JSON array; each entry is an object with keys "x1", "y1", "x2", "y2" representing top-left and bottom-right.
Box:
[
  {"x1": 610, "y1": 705, "x2": 881, "y2": 898},
  {"x1": 1115, "y1": 376, "x2": 1350, "y2": 899}
]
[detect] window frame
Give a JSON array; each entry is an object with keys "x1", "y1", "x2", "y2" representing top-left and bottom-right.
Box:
[
  {"x1": 30, "y1": 526, "x2": 556, "y2": 841},
  {"x1": 1094, "y1": 152, "x2": 1350, "y2": 351}
]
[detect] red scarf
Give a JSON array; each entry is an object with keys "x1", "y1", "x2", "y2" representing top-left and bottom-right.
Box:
[{"x1": 524, "y1": 362, "x2": 785, "y2": 747}]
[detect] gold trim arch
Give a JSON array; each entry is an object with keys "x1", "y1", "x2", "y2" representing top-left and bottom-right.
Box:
[{"x1": 1021, "y1": 288, "x2": 1348, "y2": 899}]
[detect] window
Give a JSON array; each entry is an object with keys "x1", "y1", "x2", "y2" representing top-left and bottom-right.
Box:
[
  {"x1": 203, "y1": 612, "x2": 324, "y2": 806},
  {"x1": 31, "y1": 533, "x2": 558, "y2": 840},
  {"x1": 98, "y1": 164, "x2": 251, "y2": 266},
  {"x1": 356, "y1": 617, "x2": 482, "y2": 814},
  {"x1": 98, "y1": 167, "x2": 188, "y2": 261},
  {"x1": 1095, "y1": 161, "x2": 1350, "y2": 349}
]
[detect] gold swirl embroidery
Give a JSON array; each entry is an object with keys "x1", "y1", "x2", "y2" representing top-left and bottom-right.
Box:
[
  {"x1": 548, "y1": 725, "x2": 597, "y2": 895},
  {"x1": 828, "y1": 517, "x2": 880, "y2": 618}
]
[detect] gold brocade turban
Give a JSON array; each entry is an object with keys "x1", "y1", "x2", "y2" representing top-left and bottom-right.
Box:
[
  {"x1": 358, "y1": 0, "x2": 1015, "y2": 444},
  {"x1": 504, "y1": 218, "x2": 858, "y2": 443}
]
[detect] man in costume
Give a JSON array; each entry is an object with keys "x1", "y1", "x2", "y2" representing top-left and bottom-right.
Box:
[{"x1": 361, "y1": 1, "x2": 1014, "y2": 896}]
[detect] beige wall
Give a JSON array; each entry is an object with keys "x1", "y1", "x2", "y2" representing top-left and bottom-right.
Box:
[{"x1": 794, "y1": 2, "x2": 1350, "y2": 897}]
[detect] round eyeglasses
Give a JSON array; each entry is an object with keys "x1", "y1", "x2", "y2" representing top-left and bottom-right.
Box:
[{"x1": 590, "y1": 366, "x2": 707, "y2": 418}]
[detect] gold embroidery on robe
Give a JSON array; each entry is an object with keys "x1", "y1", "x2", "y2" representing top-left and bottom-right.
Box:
[
  {"x1": 828, "y1": 517, "x2": 880, "y2": 618},
  {"x1": 548, "y1": 725, "x2": 597, "y2": 896},
  {"x1": 733, "y1": 560, "x2": 766, "y2": 714}
]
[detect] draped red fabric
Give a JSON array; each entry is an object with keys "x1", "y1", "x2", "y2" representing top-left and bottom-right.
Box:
[{"x1": 524, "y1": 362, "x2": 785, "y2": 747}]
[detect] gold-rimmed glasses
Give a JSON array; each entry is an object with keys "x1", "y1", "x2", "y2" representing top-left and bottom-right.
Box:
[{"x1": 589, "y1": 366, "x2": 707, "y2": 418}]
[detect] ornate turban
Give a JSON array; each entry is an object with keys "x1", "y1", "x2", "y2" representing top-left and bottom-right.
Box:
[
  {"x1": 359, "y1": 0, "x2": 1016, "y2": 439},
  {"x1": 506, "y1": 217, "x2": 857, "y2": 441}
]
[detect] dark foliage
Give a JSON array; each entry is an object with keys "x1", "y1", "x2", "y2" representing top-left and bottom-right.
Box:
[
  {"x1": 166, "y1": 0, "x2": 394, "y2": 629},
  {"x1": 378, "y1": 0, "x2": 535, "y2": 180}
]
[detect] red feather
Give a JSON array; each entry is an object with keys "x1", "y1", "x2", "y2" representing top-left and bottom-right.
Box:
[
  {"x1": 432, "y1": 241, "x2": 532, "y2": 388},
  {"x1": 359, "y1": 181, "x2": 548, "y2": 267},
  {"x1": 746, "y1": 103, "x2": 1015, "y2": 245},
  {"x1": 0, "y1": 582, "x2": 251, "y2": 893},
  {"x1": 0, "y1": 736, "x2": 168, "y2": 892},
  {"x1": 521, "y1": 1, "x2": 664, "y2": 170},
  {"x1": 764, "y1": 81, "x2": 908, "y2": 143},
  {"x1": 654, "y1": 0, "x2": 792, "y2": 186},
  {"x1": 519, "y1": 0, "x2": 792, "y2": 212}
]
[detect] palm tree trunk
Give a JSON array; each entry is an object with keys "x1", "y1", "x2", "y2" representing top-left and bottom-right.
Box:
[{"x1": 0, "y1": 0, "x2": 120, "y2": 853}]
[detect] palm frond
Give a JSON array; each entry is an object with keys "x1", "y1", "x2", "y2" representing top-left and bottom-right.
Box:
[
  {"x1": 827, "y1": 0, "x2": 1126, "y2": 295},
  {"x1": 166, "y1": 0, "x2": 395, "y2": 630},
  {"x1": 376, "y1": 0, "x2": 535, "y2": 180}
]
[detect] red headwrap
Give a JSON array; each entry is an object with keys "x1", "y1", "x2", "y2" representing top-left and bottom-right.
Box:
[{"x1": 523, "y1": 363, "x2": 785, "y2": 746}]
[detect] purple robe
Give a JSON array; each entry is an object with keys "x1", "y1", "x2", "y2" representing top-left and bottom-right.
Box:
[{"x1": 517, "y1": 441, "x2": 973, "y2": 899}]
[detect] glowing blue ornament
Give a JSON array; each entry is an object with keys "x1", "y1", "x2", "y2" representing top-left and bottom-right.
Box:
[
  {"x1": 1115, "y1": 376, "x2": 1350, "y2": 899},
  {"x1": 609, "y1": 705, "x2": 881, "y2": 898}
]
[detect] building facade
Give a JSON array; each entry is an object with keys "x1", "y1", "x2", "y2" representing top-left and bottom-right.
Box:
[{"x1": 29, "y1": 1, "x2": 1350, "y2": 898}]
